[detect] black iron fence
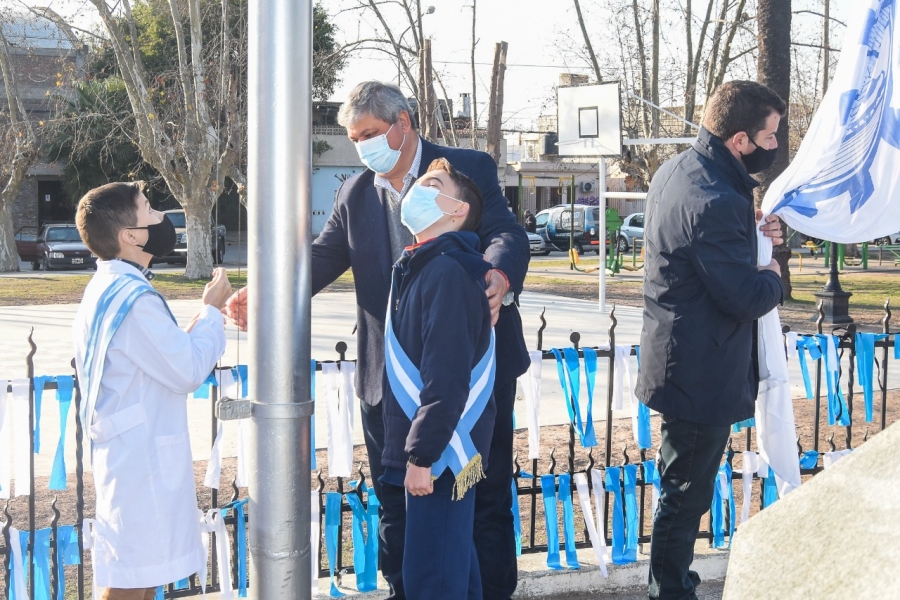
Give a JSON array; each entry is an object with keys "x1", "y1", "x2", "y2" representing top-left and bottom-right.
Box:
[{"x1": 1, "y1": 302, "x2": 897, "y2": 598}]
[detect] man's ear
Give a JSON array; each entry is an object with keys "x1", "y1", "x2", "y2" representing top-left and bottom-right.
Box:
[{"x1": 398, "y1": 110, "x2": 412, "y2": 133}]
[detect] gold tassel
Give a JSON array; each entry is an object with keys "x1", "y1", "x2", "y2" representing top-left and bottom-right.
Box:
[{"x1": 452, "y1": 454, "x2": 485, "y2": 501}]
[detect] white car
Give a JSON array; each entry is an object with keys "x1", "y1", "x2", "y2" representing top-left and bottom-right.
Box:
[
  {"x1": 617, "y1": 212, "x2": 644, "y2": 252},
  {"x1": 528, "y1": 232, "x2": 550, "y2": 255},
  {"x1": 873, "y1": 232, "x2": 900, "y2": 245}
]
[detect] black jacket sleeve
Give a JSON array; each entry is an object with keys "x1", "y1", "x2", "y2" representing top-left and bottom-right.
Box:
[
  {"x1": 311, "y1": 181, "x2": 352, "y2": 295},
  {"x1": 688, "y1": 194, "x2": 784, "y2": 322}
]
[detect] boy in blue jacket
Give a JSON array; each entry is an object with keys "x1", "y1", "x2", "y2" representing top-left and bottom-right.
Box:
[{"x1": 382, "y1": 158, "x2": 497, "y2": 600}]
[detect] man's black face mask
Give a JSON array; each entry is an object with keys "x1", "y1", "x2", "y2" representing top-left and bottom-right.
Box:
[{"x1": 741, "y1": 137, "x2": 778, "y2": 174}]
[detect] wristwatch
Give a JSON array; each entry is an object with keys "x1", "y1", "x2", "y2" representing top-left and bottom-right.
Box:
[{"x1": 501, "y1": 289, "x2": 515, "y2": 306}]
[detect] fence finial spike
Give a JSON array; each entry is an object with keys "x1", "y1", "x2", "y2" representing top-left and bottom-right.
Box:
[{"x1": 548, "y1": 448, "x2": 557, "y2": 474}]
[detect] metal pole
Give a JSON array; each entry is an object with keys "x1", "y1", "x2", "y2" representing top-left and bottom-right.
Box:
[
  {"x1": 248, "y1": 0, "x2": 313, "y2": 596},
  {"x1": 598, "y1": 158, "x2": 607, "y2": 312}
]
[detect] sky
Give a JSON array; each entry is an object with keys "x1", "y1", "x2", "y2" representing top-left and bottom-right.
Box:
[{"x1": 16, "y1": 0, "x2": 851, "y2": 132}]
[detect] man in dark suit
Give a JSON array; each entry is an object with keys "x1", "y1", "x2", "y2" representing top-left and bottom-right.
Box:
[
  {"x1": 230, "y1": 81, "x2": 529, "y2": 599},
  {"x1": 635, "y1": 80, "x2": 786, "y2": 599}
]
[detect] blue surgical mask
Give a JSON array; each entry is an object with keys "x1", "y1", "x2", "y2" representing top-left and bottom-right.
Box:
[
  {"x1": 400, "y1": 184, "x2": 463, "y2": 235},
  {"x1": 355, "y1": 122, "x2": 405, "y2": 174}
]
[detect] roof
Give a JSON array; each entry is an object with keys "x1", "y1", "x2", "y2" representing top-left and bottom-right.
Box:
[{"x1": 0, "y1": 9, "x2": 80, "y2": 50}]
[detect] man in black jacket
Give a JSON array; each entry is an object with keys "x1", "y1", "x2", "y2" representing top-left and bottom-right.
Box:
[{"x1": 636, "y1": 81, "x2": 786, "y2": 599}]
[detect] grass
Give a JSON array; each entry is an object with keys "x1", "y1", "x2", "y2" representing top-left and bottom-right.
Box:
[{"x1": 787, "y1": 273, "x2": 896, "y2": 310}]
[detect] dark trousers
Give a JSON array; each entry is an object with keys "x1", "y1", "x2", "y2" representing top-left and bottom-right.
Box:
[
  {"x1": 360, "y1": 378, "x2": 517, "y2": 600},
  {"x1": 648, "y1": 417, "x2": 731, "y2": 600},
  {"x1": 402, "y1": 472, "x2": 482, "y2": 600}
]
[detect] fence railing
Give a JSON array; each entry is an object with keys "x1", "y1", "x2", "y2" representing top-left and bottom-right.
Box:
[{"x1": 1, "y1": 301, "x2": 896, "y2": 598}]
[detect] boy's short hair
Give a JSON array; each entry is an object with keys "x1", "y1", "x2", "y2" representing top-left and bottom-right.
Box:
[
  {"x1": 425, "y1": 158, "x2": 483, "y2": 232},
  {"x1": 76, "y1": 182, "x2": 144, "y2": 260},
  {"x1": 701, "y1": 80, "x2": 786, "y2": 142}
]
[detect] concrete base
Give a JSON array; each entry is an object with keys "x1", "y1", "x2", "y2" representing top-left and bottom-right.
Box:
[{"x1": 203, "y1": 543, "x2": 729, "y2": 599}]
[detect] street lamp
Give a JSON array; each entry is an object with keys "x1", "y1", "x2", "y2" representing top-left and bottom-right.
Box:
[
  {"x1": 812, "y1": 241, "x2": 853, "y2": 324},
  {"x1": 396, "y1": 6, "x2": 436, "y2": 86}
]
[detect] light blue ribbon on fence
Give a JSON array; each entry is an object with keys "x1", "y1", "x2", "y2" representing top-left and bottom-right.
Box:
[
  {"x1": 50, "y1": 376, "x2": 74, "y2": 490},
  {"x1": 709, "y1": 462, "x2": 735, "y2": 549},
  {"x1": 174, "y1": 578, "x2": 189, "y2": 589},
  {"x1": 311, "y1": 360, "x2": 317, "y2": 471},
  {"x1": 816, "y1": 334, "x2": 851, "y2": 427},
  {"x1": 622, "y1": 464, "x2": 639, "y2": 563},
  {"x1": 540, "y1": 474, "x2": 562, "y2": 570},
  {"x1": 761, "y1": 465, "x2": 779, "y2": 509},
  {"x1": 855, "y1": 333, "x2": 888, "y2": 423},
  {"x1": 325, "y1": 492, "x2": 345, "y2": 597},
  {"x1": 642, "y1": 458, "x2": 661, "y2": 514},
  {"x1": 346, "y1": 481, "x2": 379, "y2": 592},
  {"x1": 557, "y1": 473, "x2": 580, "y2": 570},
  {"x1": 799, "y1": 450, "x2": 819, "y2": 470},
  {"x1": 631, "y1": 347, "x2": 652, "y2": 449},
  {"x1": 221, "y1": 498, "x2": 249, "y2": 597},
  {"x1": 511, "y1": 472, "x2": 533, "y2": 556},
  {"x1": 731, "y1": 417, "x2": 755, "y2": 433},
  {"x1": 155, "y1": 587, "x2": 164, "y2": 600},
  {"x1": 551, "y1": 348, "x2": 596, "y2": 448},
  {"x1": 193, "y1": 371, "x2": 219, "y2": 399},
  {"x1": 9, "y1": 526, "x2": 78, "y2": 600},
  {"x1": 605, "y1": 466, "x2": 627, "y2": 564},
  {"x1": 895, "y1": 334, "x2": 900, "y2": 360},
  {"x1": 796, "y1": 336, "x2": 821, "y2": 399}
]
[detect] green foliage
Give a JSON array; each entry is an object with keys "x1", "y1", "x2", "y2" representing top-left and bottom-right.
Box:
[{"x1": 44, "y1": 79, "x2": 162, "y2": 205}]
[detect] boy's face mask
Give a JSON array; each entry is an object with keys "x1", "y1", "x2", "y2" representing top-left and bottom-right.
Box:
[
  {"x1": 400, "y1": 184, "x2": 463, "y2": 235},
  {"x1": 127, "y1": 215, "x2": 177, "y2": 258}
]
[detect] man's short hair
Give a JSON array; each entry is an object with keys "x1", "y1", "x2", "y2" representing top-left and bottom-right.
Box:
[
  {"x1": 701, "y1": 80, "x2": 786, "y2": 142},
  {"x1": 76, "y1": 182, "x2": 144, "y2": 260},
  {"x1": 426, "y1": 158, "x2": 483, "y2": 232},
  {"x1": 337, "y1": 81, "x2": 415, "y2": 129}
]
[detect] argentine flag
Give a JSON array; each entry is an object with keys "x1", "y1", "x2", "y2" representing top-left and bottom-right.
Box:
[{"x1": 763, "y1": 0, "x2": 900, "y2": 240}]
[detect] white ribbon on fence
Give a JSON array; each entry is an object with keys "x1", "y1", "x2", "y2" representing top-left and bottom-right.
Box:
[
  {"x1": 323, "y1": 362, "x2": 355, "y2": 478},
  {"x1": 613, "y1": 345, "x2": 644, "y2": 446},
  {"x1": 311, "y1": 488, "x2": 321, "y2": 597},
  {"x1": 740, "y1": 451, "x2": 758, "y2": 525},
  {"x1": 82, "y1": 518, "x2": 100, "y2": 600},
  {"x1": 201, "y1": 508, "x2": 234, "y2": 600},
  {"x1": 0, "y1": 380, "x2": 10, "y2": 499},
  {"x1": 204, "y1": 369, "x2": 238, "y2": 490},
  {"x1": 11, "y1": 379, "x2": 30, "y2": 497},
  {"x1": 574, "y1": 471, "x2": 609, "y2": 578},
  {"x1": 236, "y1": 419, "x2": 249, "y2": 488},
  {"x1": 518, "y1": 350, "x2": 543, "y2": 459},
  {"x1": 9, "y1": 526, "x2": 27, "y2": 600},
  {"x1": 823, "y1": 449, "x2": 852, "y2": 469}
]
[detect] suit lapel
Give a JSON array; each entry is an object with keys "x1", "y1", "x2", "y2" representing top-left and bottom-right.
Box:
[{"x1": 365, "y1": 183, "x2": 393, "y2": 283}]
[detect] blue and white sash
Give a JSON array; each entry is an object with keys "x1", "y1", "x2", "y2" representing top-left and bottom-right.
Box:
[
  {"x1": 384, "y1": 291, "x2": 496, "y2": 500},
  {"x1": 78, "y1": 274, "x2": 175, "y2": 437}
]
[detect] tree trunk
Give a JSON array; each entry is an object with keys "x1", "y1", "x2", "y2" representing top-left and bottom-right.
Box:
[
  {"x1": 756, "y1": 0, "x2": 793, "y2": 298},
  {"x1": 486, "y1": 42, "x2": 507, "y2": 164},
  {"x1": 182, "y1": 191, "x2": 215, "y2": 279},
  {"x1": 0, "y1": 197, "x2": 21, "y2": 271},
  {"x1": 573, "y1": 0, "x2": 602, "y2": 83}
]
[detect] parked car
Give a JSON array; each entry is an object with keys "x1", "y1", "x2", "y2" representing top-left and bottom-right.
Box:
[
  {"x1": 155, "y1": 209, "x2": 227, "y2": 265},
  {"x1": 616, "y1": 212, "x2": 644, "y2": 252},
  {"x1": 15, "y1": 223, "x2": 97, "y2": 271},
  {"x1": 535, "y1": 204, "x2": 602, "y2": 254},
  {"x1": 527, "y1": 232, "x2": 550, "y2": 255},
  {"x1": 872, "y1": 232, "x2": 900, "y2": 245}
]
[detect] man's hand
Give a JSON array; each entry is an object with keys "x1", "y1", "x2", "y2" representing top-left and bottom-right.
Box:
[
  {"x1": 225, "y1": 286, "x2": 248, "y2": 331},
  {"x1": 184, "y1": 312, "x2": 201, "y2": 333},
  {"x1": 404, "y1": 464, "x2": 434, "y2": 496},
  {"x1": 760, "y1": 258, "x2": 782, "y2": 277},
  {"x1": 484, "y1": 269, "x2": 508, "y2": 326},
  {"x1": 756, "y1": 210, "x2": 784, "y2": 246},
  {"x1": 202, "y1": 268, "x2": 233, "y2": 311}
]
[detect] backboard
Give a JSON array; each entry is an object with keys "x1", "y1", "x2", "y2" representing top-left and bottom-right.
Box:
[{"x1": 557, "y1": 82, "x2": 622, "y2": 157}]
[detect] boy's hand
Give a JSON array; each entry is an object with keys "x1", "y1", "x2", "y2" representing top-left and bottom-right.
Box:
[
  {"x1": 405, "y1": 464, "x2": 434, "y2": 496},
  {"x1": 484, "y1": 269, "x2": 508, "y2": 326},
  {"x1": 184, "y1": 312, "x2": 201, "y2": 333},
  {"x1": 203, "y1": 268, "x2": 233, "y2": 310},
  {"x1": 225, "y1": 287, "x2": 248, "y2": 331}
]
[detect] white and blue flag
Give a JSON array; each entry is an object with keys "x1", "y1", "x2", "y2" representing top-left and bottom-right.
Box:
[{"x1": 763, "y1": 0, "x2": 900, "y2": 241}]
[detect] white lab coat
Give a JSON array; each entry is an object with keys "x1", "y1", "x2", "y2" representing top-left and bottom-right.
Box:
[{"x1": 73, "y1": 260, "x2": 225, "y2": 588}]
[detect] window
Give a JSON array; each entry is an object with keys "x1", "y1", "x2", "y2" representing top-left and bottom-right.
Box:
[
  {"x1": 46, "y1": 228, "x2": 83, "y2": 242},
  {"x1": 166, "y1": 212, "x2": 186, "y2": 228},
  {"x1": 535, "y1": 213, "x2": 549, "y2": 228}
]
